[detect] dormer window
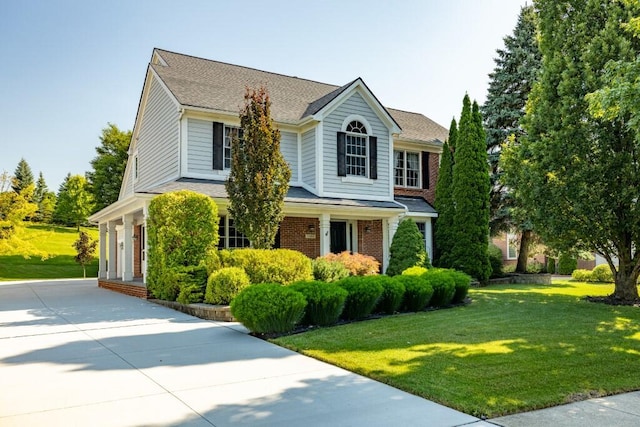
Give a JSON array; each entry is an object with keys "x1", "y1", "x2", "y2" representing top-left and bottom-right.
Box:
[{"x1": 345, "y1": 121, "x2": 368, "y2": 177}]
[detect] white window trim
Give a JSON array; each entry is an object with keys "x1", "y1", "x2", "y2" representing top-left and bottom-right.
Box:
[
  {"x1": 223, "y1": 125, "x2": 242, "y2": 171},
  {"x1": 341, "y1": 116, "x2": 372, "y2": 179},
  {"x1": 394, "y1": 149, "x2": 421, "y2": 189},
  {"x1": 133, "y1": 151, "x2": 139, "y2": 182},
  {"x1": 506, "y1": 232, "x2": 518, "y2": 260}
]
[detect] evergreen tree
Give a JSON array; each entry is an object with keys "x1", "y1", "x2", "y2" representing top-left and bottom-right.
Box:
[
  {"x1": 54, "y1": 174, "x2": 94, "y2": 230},
  {"x1": 482, "y1": 5, "x2": 542, "y2": 272},
  {"x1": 503, "y1": 0, "x2": 640, "y2": 302},
  {"x1": 225, "y1": 86, "x2": 291, "y2": 249},
  {"x1": 450, "y1": 96, "x2": 491, "y2": 283},
  {"x1": 87, "y1": 123, "x2": 132, "y2": 212},
  {"x1": 33, "y1": 172, "x2": 54, "y2": 222},
  {"x1": 12, "y1": 158, "x2": 34, "y2": 194},
  {"x1": 433, "y1": 118, "x2": 457, "y2": 268},
  {"x1": 387, "y1": 218, "x2": 430, "y2": 276},
  {"x1": 34, "y1": 172, "x2": 47, "y2": 203}
]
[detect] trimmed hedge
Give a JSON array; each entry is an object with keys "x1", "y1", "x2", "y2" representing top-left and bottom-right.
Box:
[
  {"x1": 221, "y1": 248, "x2": 313, "y2": 284},
  {"x1": 375, "y1": 276, "x2": 406, "y2": 315},
  {"x1": 321, "y1": 251, "x2": 380, "y2": 276},
  {"x1": 205, "y1": 267, "x2": 250, "y2": 305},
  {"x1": 448, "y1": 269, "x2": 472, "y2": 304},
  {"x1": 572, "y1": 269, "x2": 592, "y2": 282},
  {"x1": 557, "y1": 253, "x2": 577, "y2": 275},
  {"x1": 590, "y1": 264, "x2": 614, "y2": 283},
  {"x1": 424, "y1": 270, "x2": 456, "y2": 307},
  {"x1": 336, "y1": 276, "x2": 384, "y2": 320},
  {"x1": 312, "y1": 258, "x2": 350, "y2": 283},
  {"x1": 488, "y1": 243, "x2": 504, "y2": 278},
  {"x1": 402, "y1": 266, "x2": 429, "y2": 276},
  {"x1": 230, "y1": 283, "x2": 307, "y2": 334},
  {"x1": 394, "y1": 275, "x2": 433, "y2": 312},
  {"x1": 289, "y1": 281, "x2": 348, "y2": 326}
]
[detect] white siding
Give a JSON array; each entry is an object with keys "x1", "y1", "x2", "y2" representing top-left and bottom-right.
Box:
[
  {"x1": 280, "y1": 131, "x2": 298, "y2": 182},
  {"x1": 187, "y1": 118, "x2": 213, "y2": 174},
  {"x1": 119, "y1": 163, "x2": 134, "y2": 199},
  {"x1": 301, "y1": 128, "x2": 316, "y2": 188},
  {"x1": 134, "y1": 77, "x2": 179, "y2": 191},
  {"x1": 322, "y1": 92, "x2": 391, "y2": 198}
]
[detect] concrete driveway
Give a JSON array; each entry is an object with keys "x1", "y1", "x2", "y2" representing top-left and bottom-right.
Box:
[{"x1": 0, "y1": 279, "x2": 488, "y2": 426}]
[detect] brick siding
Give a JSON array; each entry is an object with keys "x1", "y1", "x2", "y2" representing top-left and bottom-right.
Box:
[
  {"x1": 394, "y1": 151, "x2": 440, "y2": 204},
  {"x1": 357, "y1": 219, "x2": 383, "y2": 267},
  {"x1": 279, "y1": 217, "x2": 320, "y2": 259},
  {"x1": 98, "y1": 279, "x2": 149, "y2": 299}
]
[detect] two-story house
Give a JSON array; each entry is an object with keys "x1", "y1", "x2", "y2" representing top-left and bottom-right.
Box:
[{"x1": 89, "y1": 49, "x2": 447, "y2": 286}]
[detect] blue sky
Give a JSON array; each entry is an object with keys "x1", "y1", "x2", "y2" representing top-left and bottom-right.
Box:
[{"x1": 0, "y1": 0, "x2": 528, "y2": 191}]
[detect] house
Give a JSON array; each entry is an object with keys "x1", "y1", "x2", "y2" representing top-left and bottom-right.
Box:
[{"x1": 88, "y1": 49, "x2": 448, "y2": 287}]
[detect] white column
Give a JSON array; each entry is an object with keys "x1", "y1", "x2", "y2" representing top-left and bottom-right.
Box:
[
  {"x1": 382, "y1": 218, "x2": 390, "y2": 273},
  {"x1": 319, "y1": 213, "x2": 331, "y2": 256},
  {"x1": 107, "y1": 221, "x2": 117, "y2": 279},
  {"x1": 142, "y1": 203, "x2": 149, "y2": 284},
  {"x1": 425, "y1": 219, "x2": 433, "y2": 264},
  {"x1": 122, "y1": 213, "x2": 134, "y2": 281},
  {"x1": 98, "y1": 223, "x2": 107, "y2": 279},
  {"x1": 388, "y1": 215, "x2": 400, "y2": 247}
]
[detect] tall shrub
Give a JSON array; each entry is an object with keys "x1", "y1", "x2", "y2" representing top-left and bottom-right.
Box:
[
  {"x1": 434, "y1": 120, "x2": 457, "y2": 268},
  {"x1": 147, "y1": 190, "x2": 219, "y2": 300},
  {"x1": 386, "y1": 218, "x2": 429, "y2": 276}
]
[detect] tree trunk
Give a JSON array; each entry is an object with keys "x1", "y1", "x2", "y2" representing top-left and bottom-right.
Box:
[
  {"x1": 515, "y1": 230, "x2": 532, "y2": 273},
  {"x1": 613, "y1": 264, "x2": 639, "y2": 302}
]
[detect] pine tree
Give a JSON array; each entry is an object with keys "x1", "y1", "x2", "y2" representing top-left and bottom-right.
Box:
[
  {"x1": 433, "y1": 118, "x2": 457, "y2": 268},
  {"x1": 34, "y1": 172, "x2": 47, "y2": 204},
  {"x1": 12, "y1": 158, "x2": 34, "y2": 194},
  {"x1": 33, "y1": 172, "x2": 54, "y2": 222},
  {"x1": 450, "y1": 96, "x2": 491, "y2": 283},
  {"x1": 482, "y1": 5, "x2": 541, "y2": 272},
  {"x1": 225, "y1": 86, "x2": 291, "y2": 249},
  {"x1": 504, "y1": 0, "x2": 640, "y2": 302},
  {"x1": 87, "y1": 123, "x2": 132, "y2": 212}
]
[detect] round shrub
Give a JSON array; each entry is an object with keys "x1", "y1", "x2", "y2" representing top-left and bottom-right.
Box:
[
  {"x1": 386, "y1": 218, "x2": 430, "y2": 276},
  {"x1": 374, "y1": 276, "x2": 406, "y2": 315},
  {"x1": 448, "y1": 269, "x2": 472, "y2": 304},
  {"x1": 488, "y1": 243, "x2": 504, "y2": 278},
  {"x1": 230, "y1": 283, "x2": 307, "y2": 334},
  {"x1": 312, "y1": 258, "x2": 350, "y2": 282},
  {"x1": 336, "y1": 276, "x2": 384, "y2": 320},
  {"x1": 394, "y1": 275, "x2": 433, "y2": 312},
  {"x1": 424, "y1": 270, "x2": 456, "y2": 308},
  {"x1": 223, "y1": 249, "x2": 313, "y2": 284},
  {"x1": 289, "y1": 281, "x2": 348, "y2": 326},
  {"x1": 205, "y1": 267, "x2": 251, "y2": 305},
  {"x1": 571, "y1": 269, "x2": 592, "y2": 282},
  {"x1": 402, "y1": 266, "x2": 429, "y2": 276},
  {"x1": 589, "y1": 264, "x2": 614, "y2": 283},
  {"x1": 321, "y1": 251, "x2": 380, "y2": 276},
  {"x1": 557, "y1": 253, "x2": 577, "y2": 275}
]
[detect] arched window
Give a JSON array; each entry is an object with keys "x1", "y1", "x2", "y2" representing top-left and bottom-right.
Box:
[{"x1": 345, "y1": 121, "x2": 368, "y2": 177}]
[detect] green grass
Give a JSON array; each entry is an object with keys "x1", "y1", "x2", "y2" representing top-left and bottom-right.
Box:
[
  {"x1": 274, "y1": 280, "x2": 640, "y2": 418},
  {"x1": 0, "y1": 223, "x2": 99, "y2": 280}
]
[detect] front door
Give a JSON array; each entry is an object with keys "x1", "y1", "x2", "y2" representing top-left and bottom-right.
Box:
[{"x1": 330, "y1": 221, "x2": 347, "y2": 253}]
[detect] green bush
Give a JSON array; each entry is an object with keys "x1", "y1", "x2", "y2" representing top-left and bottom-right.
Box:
[
  {"x1": 289, "y1": 281, "x2": 348, "y2": 326},
  {"x1": 336, "y1": 276, "x2": 384, "y2": 320},
  {"x1": 230, "y1": 283, "x2": 307, "y2": 334},
  {"x1": 557, "y1": 253, "x2": 577, "y2": 275},
  {"x1": 589, "y1": 264, "x2": 614, "y2": 283},
  {"x1": 321, "y1": 251, "x2": 380, "y2": 276},
  {"x1": 386, "y1": 218, "x2": 430, "y2": 276},
  {"x1": 402, "y1": 266, "x2": 429, "y2": 276},
  {"x1": 223, "y1": 249, "x2": 312, "y2": 284},
  {"x1": 572, "y1": 269, "x2": 592, "y2": 282},
  {"x1": 394, "y1": 275, "x2": 434, "y2": 312},
  {"x1": 527, "y1": 260, "x2": 546, "y2": 273},
  {"x1": 424, "y1": 270, "x2": 456, "y2": 308},
  {"x1": 449, "y1": 269, "x2": 472, "y2": 304},
  {"x1": 547, "y1": 258, "x2": 556, "y2": 274},
  {"x1": 205, "y1": 267, "x2": 251, "y2": 305},
  {"x1": 175, "y1": 264, "x2": 209, "y2": 304},
  {"x1": 312, "y1": 258, "x2": 350, "y2": 282},
  {"x1": 488, "y1": 244, "x2": 504, "y2": 278},
  {"x1": 147, "y1": 190, "x2": 219, "y2": 300},
  {"x1": 204, "y1": 248, "x2": 222, "y2": 275},
  {"x1": 374, "y1": 276, "x2": 406, "y2": 314}
]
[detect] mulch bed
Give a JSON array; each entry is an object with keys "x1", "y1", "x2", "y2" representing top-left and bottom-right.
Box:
[{"x1": 585, "y1": 295, "x2": 640, "y2": 307}]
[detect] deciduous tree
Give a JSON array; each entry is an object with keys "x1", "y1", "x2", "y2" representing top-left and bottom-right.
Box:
[
  {"x1": 87, "y1": 123, "x2": 132, "y2": 212},
  {"x1": 73, "y1": 231, "x2": 97, "y2": 278},
  {"x1": 53, "y1": 174, "x2": 94, "y2": 230},
  {"x1": 504, "y1": 0, "x2": 640, "y2": 302},
  {"x1": 225, "y1": 86, "x2": 291, "y2": 249}
]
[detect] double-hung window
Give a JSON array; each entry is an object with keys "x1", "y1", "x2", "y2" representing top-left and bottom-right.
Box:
[
  {"x1": 394, "y1": 150, "x2": 420, "y2": 188},
  {"x1": 223, "y1": 126, "x2": 242, "y2": 170},
  {"x1": 345, "y1": 121, "x2": 368, "y2": 177},
  {"x1": 217, "y1": 216, "x2": 250, "y2": 249}
]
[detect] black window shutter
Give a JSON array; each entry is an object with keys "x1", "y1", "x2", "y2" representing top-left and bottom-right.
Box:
[
  {"x1": 422, "y1": 151, "x2": 430, "y2": 189},
  {"x1": 337, "y1": 131, "x2": 346, "y2": 177},
  {"x1": 212, "y1": 122, "x2": 224, "y2": 170},
  {"x1": 369, "y1": 136, "x2": 377, "y2": 180}
]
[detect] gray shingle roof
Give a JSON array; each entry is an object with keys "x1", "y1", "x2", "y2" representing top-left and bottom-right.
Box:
[
  {"x1": 152, "y1": 49, "x2": 447, "y2": 145},
  {"x1": 141, "y1": 178, "x2": 404, "y2": 210},
  {"x1": 394, "y1": 196, "x2": 437, "y2": 215}
]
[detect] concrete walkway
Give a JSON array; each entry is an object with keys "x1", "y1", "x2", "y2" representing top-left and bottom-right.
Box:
[{"x1": 0, "y1": 279, "x2": 490, "y2": 426}]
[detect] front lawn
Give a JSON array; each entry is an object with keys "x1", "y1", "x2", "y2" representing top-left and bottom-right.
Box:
[{"x1": 274, "y1": 280, "x2": 640, "y2": 417}]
